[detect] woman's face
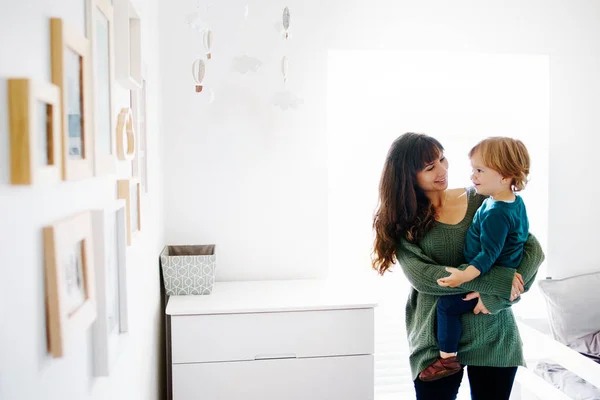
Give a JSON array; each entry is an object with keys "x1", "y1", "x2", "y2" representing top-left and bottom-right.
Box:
[{"x1": 415, "y1": 152, "x2": 449, "y2": 192}]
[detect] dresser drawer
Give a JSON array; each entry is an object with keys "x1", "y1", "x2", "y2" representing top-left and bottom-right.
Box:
[
  {"x1": 173, "y1": 354, "x2": 374, "y2": 400},
  {"x1": 171, "y1": 308, "x2": 373, "y2": 364}
]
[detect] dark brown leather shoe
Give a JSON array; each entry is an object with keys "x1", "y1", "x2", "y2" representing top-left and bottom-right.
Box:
[{"x1": 418, "y1": 356, "x2": 462, "y2": 382}]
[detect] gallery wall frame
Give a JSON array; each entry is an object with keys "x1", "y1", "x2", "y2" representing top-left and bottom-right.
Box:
[
  {"x1": 115, "y1": 107, "x2": 135, "y2": 161},
  {"x1": 114, "y1": 0, "x2": 142, "y2": 89},
  {"x1": 43, "y1": 211, "x2": 97, "y2": 358},
  {"x1": 117, "y1": 178, "x2": 141, "y2": 245},
  {"x1": 129, "y1": 63, "x2": 147, "y2": 183},
  {"x1": 138, "y1": 74, "x2": 148, "y2": 193},
  {"x1": 8, "y1": 79, "x2": 62, "y2": 185},
  {"x1": 50, "y1": 17, "x2": 95, "y2": 181},
  {"x1": 91, "y1": 200, "x2": 128, "y2": 376},
  {"x1": 86, "y1": 0, "x2": 117, "y2": 176}
]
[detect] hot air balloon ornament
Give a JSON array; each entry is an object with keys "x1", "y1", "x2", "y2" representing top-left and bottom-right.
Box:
[
  {"x1": 281, "y1": 56, "x2": 289, "y2": 84},
  {"x1": 282, "y1": 7, "x2": 290, "y2": 39},
  {"x1": 273, "y1": 56, "x2": 304, "y2": 110},
  {"x1": 192, "y1": 58, "x2": 206, "y2": 93},
  {"x1": 203, "y1": 29, "x2": 214, "y2": 60}
]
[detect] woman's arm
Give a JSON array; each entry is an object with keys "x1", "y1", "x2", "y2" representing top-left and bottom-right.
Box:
[
  {"x1": 396, "y1": 239, "x2": 469, "y2": 296},
  {"x1": 396, "y1": 239, "x2": 513, "y2": 297},
  {"x1": 396, "y1": 233, "x2": 544, "y2": 298}
]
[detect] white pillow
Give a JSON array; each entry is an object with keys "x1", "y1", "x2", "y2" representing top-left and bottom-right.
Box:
[{"x1": 538, "y1": 271, "x2": 600, "y2": 345}]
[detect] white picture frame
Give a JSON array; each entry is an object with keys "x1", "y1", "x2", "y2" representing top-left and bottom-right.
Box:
[
  {"x1": 86, "y1": 0, "x2": 117, "y2": 176},
  {"x1": 130, "y1": 63, "x2": 147, "y2": 187},
  {"x1": 139, "y1": 73, "x2": 148, "y2": 193},
  {"x1": 129, "y1": 88, "x2": 140, "y2": 178},
  {"x1": 114, "y1": 0, "x2": 142, "y2": 89},
  {"x1": 91, "y1": 200, "x2": 128, "y2": 376}
]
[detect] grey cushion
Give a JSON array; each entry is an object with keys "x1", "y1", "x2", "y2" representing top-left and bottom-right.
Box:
[
  {"x1": 538, "y1": 271, "x2": 600, "y2": 345},
  {"x1": 569, "y1": 331, "x2": 600, "y2": 363}
]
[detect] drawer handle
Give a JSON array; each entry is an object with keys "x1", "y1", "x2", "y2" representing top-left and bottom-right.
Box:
[{"x1": 254, "y1": 353, "x2": 297, "y2": 360}]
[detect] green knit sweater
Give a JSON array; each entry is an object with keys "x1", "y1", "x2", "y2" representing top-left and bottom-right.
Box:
[{"x1": 395, "y1": 187, "x2": 545, "y2": 381}]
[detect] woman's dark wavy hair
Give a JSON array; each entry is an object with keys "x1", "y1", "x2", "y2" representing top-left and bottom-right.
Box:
[{"x1": 372, "y1": 133, "x2": 444, "y2": 275}]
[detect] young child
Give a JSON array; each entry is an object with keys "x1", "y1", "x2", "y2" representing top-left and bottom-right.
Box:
[{"x1": 418, "y1": 137, "x2": 531, "y2": 382}]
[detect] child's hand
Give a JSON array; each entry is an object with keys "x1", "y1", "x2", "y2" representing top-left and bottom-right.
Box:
[{"x1": 437, "y1": 267, "x2": 466, "y2": 288}]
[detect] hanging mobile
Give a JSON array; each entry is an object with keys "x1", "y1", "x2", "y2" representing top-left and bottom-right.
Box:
[
  {"x1": 203, "y1": 29, "x2": 214, "y2": 60},
  {"x1": 282, "y1": 7, "x2": 290, "y2": 39},
  {"x1": 281, "y1": 56, "x2": 289, "y2": 84},
  {"x1": 192, "y1": 58, "x2": 206, "y2": 92}
]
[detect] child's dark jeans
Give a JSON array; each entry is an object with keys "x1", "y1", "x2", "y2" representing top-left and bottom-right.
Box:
[{"x1": 437, "y1": 294, "x2": 479, "y2": 353}]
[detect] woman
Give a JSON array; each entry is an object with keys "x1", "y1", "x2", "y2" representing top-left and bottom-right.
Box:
[{"x1": 372, "y1": 133, "x2": 545, "y2": 400}]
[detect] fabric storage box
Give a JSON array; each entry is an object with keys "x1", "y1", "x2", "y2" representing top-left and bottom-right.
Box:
[{"x1": 160, "y1": 245, "x2": 216, "y2": 295}]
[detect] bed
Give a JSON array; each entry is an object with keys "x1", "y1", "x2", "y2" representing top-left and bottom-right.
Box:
[{"x1": 514, "y1": 271, "x2": 600, "y2": 400}]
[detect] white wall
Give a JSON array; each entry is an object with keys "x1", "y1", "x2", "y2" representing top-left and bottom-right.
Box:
[
  {"x1": 0, "y1": 0, "x2": 164, "y2": 399},
  {"x1": 160, "y1": 0, "x2": 600, "y2": 281}
]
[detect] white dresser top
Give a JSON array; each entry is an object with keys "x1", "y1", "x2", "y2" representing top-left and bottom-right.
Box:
[{"x1": 166, "y1": 279, "x2": 378, "y2": 316}]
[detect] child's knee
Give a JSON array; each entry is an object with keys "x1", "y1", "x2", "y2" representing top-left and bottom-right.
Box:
[{"x1": 437, "y1": 296, "x2": 453, "y2": 312}]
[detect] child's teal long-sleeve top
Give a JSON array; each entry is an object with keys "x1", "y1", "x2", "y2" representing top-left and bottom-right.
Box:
[{"x1": 464, "y1": 195, "x2": 529, "y2": 273}]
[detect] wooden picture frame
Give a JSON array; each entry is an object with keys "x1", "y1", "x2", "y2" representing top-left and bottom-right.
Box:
[
  {"x1": 8, "y1": 79, "x2": 62, "y2": 185},
  {"x1": 91, "y1": 200, "x2": 128, "y2": 376},
  {"x1": 114, "y1": 0, "x2": 142, "y2": 89},
  {"x1": 50, "y1": 18, "x2": 94, "y2": 181},
  {"x1": 117, "y1": 178, "x2": 141, "y2": 245},
  {"x1": 43, "y1": 212, "x2": 97, "y2": 358},
  {"x1": 115, "y1": 107, "x2": 135, "y2": 160},
  {"x1": 86, "y1": 0, "x2": 117, "y2": 176}
]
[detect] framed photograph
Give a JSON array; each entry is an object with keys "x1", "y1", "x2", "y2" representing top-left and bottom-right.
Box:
[
  {"x1": 91, "y1": 200, "x2": 128, "y2": 376},
  {"x1": 8, "y1": 79, "x2": 62, "y2": 185},
  {"x1": 117, "y1": 178, "x2": 141, "y2": 245},
  {"x1": 129, "y1": 89, "x2": 140, "y2": 177},
  {"x1": 43, "y1": 212, "x2": 97, "y2": 358},
  {"x1": 139, "y1": 75, "x2": 148, "y2": 193},
  {"x1": 50, "y1": 18, "x2": 94, "y2": 181},
  {"x1": 115, "y1": 107, "x2": 135, "y2": 160},
  {"x1": 114, "y1": 0, "x2": 142, "y2": 89},
  {"x1": 130, "y1": 66, "x2": 147, "y2": 190},
  {"x1": 86, "y1": 0, "x2": 117, "y2": 176}
]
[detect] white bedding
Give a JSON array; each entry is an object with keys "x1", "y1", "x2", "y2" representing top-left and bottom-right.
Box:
[
  {"x1": 535, "y1": 361, "x2": 600, "y2": 400},
  {"x1": 534, "y1": 330, "x2": 600, "y2": 400}
]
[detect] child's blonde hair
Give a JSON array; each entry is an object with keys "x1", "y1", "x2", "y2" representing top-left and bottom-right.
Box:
[{"x1": 469, "y1": 137, "x2": 530, "y2": 191}]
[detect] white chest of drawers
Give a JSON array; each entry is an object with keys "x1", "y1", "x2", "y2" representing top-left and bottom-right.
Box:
[{"x1": 165, "y1": 279, "x2": 377, "y2": 400}]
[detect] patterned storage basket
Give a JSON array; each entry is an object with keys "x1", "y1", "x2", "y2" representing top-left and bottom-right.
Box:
[{"x1": 160, "y1": 245, "x2": 216, "y2": 295}]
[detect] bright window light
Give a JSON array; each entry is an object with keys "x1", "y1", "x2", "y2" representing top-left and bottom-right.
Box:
[{"x1": 326, "y1": 51, "x2": 549, "y2": 285}]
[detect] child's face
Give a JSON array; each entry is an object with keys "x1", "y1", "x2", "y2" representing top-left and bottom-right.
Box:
[{"x1": 470, "y1": 151, "x2": 510, "y2": 196}]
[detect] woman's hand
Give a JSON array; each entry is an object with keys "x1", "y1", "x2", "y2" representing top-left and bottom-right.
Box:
[
  {"x1": 510, "y1": 272, "x2": 524, "y2": 302},
  {"x1": 463, "y1": 292, "x2": 491, "y2": 315}
]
